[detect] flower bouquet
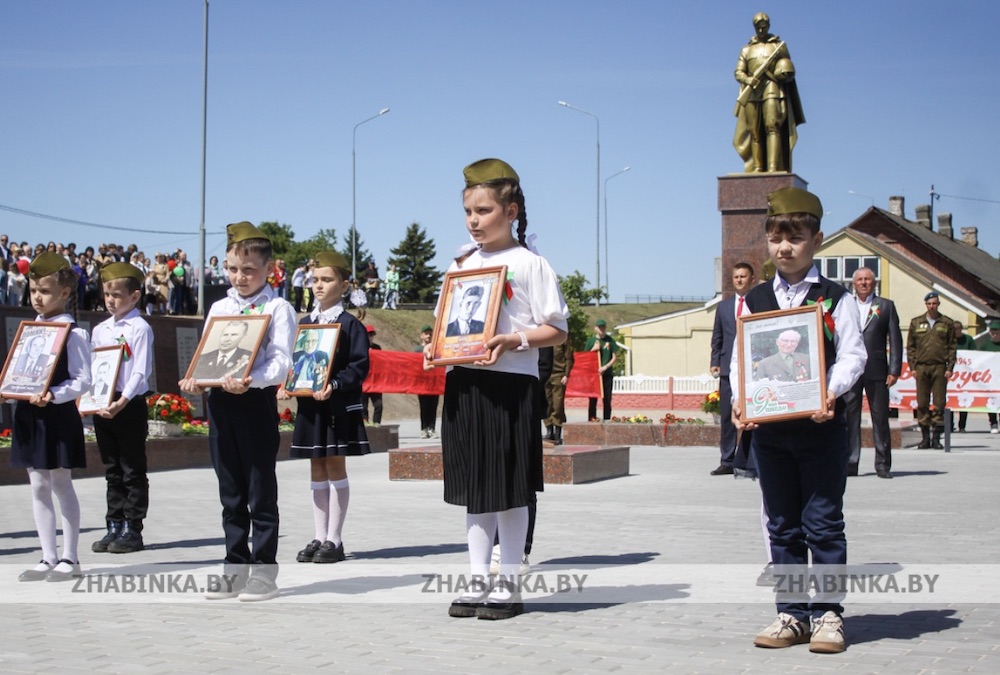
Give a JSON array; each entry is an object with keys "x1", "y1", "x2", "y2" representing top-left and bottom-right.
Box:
[
  {"x1": 700, "y1": 391, "x2": 721, "y2": 415},
  {"x1": 147, "y1": 393, "x2": 193, "y2": 424}
]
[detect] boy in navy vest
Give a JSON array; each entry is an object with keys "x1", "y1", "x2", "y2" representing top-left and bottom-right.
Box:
[{"x1": 732, "y1": 188, "x2": 866, "y2": 654}]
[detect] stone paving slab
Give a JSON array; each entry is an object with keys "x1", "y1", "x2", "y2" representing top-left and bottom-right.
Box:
[{"x1": 1, "y1": 414, "x2": 999, "y2": 672}]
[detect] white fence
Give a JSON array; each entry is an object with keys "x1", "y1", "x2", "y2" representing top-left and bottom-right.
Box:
[{"x1": 612, "y1": 375, "x2": 717, "y2": 395}]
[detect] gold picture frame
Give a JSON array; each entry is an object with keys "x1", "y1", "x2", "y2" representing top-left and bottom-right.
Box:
[
  {"x1": 78, "y1": 345, "x2": 125, "y2": 414},
  {"x1": 184, "y1": 315, "x2": 271, "y2": 387},
  {"x1": 429, "y1": 266, "x2": 507, "y2": 366},
  {"x1": 737, "y1": 304, "x2": 828, "y2": 423},
  {"x1": 283, "y1": 324, "x2": 341, "y2": 396},
  {"x1": 0, "y1": 321, "x2": 72, "y2": 401}
]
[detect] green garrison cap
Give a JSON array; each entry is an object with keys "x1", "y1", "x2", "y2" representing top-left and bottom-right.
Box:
[
  {"x1": 420, "y1": 325, "x2": 433, "y2": 333},
  {"x1": 28, "y1": 252, "x2": 71, "y2": 277},
  {"x1": 314, "y1": 251, "x2": 350, "y2": 272},
  {"x1": 463, "y1": 158, "x2": 520, "y2": 187},
  {"x1": 595, "y1": 318, "x2": 607, "y2": 327},
  {"x1": 766, "y1": 187, "x2": 823, "y2": 220},
  {"x1": 989, "y1": 320, "x2": 1000, "y2": 330},
  {"x1": 226, "y1": 221, "x2": 269, "y2": 246},
  {"x1": 101, "y1": 262, "x2": 145, "y2": 284}
]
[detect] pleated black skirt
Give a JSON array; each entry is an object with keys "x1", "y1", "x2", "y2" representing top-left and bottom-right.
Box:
[
  {"x1": 290, "y1": 398, "x2": 371, "y2": 458},
  {"x1": 441, "y1": 366, "x2": 543, "y2": 514},
  {"x1": 10, "y1": 400, "x2": 86, "y2": 470}
]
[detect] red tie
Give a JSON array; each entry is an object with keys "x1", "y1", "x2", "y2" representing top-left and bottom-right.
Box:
[{"x1": 736, "y1": 296, "x2": 744, "y2": 317}]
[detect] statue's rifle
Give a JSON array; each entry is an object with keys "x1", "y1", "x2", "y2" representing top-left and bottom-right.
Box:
[{"x1": 733, "y1": 40, "x2": 785, "y2": 116}]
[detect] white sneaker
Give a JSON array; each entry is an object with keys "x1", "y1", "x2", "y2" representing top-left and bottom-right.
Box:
[
  {"x1": 754, "y1": 612, "x2": 811, "y2": 648},
  {"x1": 420, "y1": 429, "x2": 429, "y2": 439},
  {"x1": 991, "y1": 425, "x2": 999, "y2": 435},
  {"x1": 520, "y1": 554, "x2": 530, "y2": 576},
  {"x1": 809, "y1": 611, "x2": 846, "y2": 653}
]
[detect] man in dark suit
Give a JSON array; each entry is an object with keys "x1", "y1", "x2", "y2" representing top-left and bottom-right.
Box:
[
  {"x1": 288, "y1": 331, "x2": 330, "y2": 392},
  {"x1": 13, "y1": 335, "x2": 51, "y2": 379},
  {"x1": 194, "y1": 320, "x2": 253, "y2": 381},
  {"x1": 709, "y1": 262, "x2": 755, "y2": 475},
  {"x1": 446, "y1": 284, "x2": 485, "y2": 337},
  {"x1": 845, "y1": 267, "x2": 902, "y2": 478}
]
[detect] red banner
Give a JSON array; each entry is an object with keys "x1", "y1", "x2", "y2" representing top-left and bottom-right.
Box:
[
  {"x1": 364, "y1": 350, "x2": 445, "y2": 395},
  {"x1": 566, "y1": 350, "x2": 601, "y2": 399}
]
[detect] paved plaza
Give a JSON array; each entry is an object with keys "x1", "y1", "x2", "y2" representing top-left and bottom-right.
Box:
[{"x1": 1, "y1": 413, "x2": 999, "y2": 673}]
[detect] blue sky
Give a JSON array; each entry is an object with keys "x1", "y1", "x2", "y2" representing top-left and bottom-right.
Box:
[{"x1": 2, "y1": 0, "x2": 996, "y2": 301}]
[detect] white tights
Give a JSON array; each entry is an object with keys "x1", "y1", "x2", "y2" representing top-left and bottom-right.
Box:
[
  {"x1": 28, "y1": 468, "x2": 80, "y2": 565},
  {"x1": 467, "y1": 507, "x2": 528, "y2": 579}
]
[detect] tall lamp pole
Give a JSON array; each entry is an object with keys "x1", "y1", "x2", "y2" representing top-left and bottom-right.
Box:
[
  {"x1": 352, "y1": 107, "x2": 390, "y2": 280},
  {"x1": 558, "y1": 101, "x2": 600, "y2": 305},
  {"x1": 197, "y1": 0, "x2": 209, "y2": 316},
  {"x1": 603, "y1": 166, "x2": 630, "y2": 301}
]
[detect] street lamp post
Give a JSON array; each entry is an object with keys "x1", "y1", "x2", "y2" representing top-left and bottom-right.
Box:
[
  {"x1": 603, "y1": 166, "x2": 630, "y2": 301},
  {"x1": 352, "y1": 107, "x2": 390, "y2": 281},
  {"x1": 558, "y1": 101, "x2": 600, "y2": 305}
]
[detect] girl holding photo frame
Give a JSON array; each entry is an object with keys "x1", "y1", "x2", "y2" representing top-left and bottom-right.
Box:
[
  {"x1": 6, "y1": 253, "x2": 91, "y2": 582},
  {"x1": 431, "y1": 158, "x2": 569, "y2": 620}
]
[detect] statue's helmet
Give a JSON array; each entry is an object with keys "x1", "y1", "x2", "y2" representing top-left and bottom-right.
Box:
[
  {"x1": 753, "y1": 12, "x2": 770, "y2": 27},
  {"x1": 773, "y1": 58, "x2": 795, "y2": 81}
]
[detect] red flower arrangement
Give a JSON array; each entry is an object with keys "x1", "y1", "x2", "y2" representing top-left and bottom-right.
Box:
[{"x1": 147, "y1": 393, "x2": 194, "y2": 425}]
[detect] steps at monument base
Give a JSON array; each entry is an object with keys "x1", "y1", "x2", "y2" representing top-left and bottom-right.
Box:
[{"x1": 388, "y1": 444, "x2": 629, "y2": 485}]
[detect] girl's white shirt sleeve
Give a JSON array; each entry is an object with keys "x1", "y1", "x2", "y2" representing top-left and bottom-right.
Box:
[{"x1": 50, "y1": 326, "x2": 92, "y2": 405}]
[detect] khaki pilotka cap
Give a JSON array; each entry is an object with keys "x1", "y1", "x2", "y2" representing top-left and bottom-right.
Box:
[
  {"x1": 100, "y1": 262, "x2": 145, "y2": 284},
  {"x1": 314, "y1": 251, "x2": 350, "y2": 273},
  {"x1": 766, "y1": 187, "x2": 823, "y2": 221},
  {"x1": 226, "y1": 221, "x2": 269, "y2": 246},
  {"x1": 28, "y1": 252, "x2": 70, "y2": 277},
  {"x1": 463, "y1": 158, "x2": 520, "y2": 187}
]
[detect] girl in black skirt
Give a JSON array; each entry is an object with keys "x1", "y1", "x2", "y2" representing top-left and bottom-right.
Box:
[
  {"x1": 7, "y1": 253, "x2": 91, "y2": 582},
  {"x1": 278, "y1": 251, "x2": 370, "y2": 564},
  {"x1": 434, "y1": 159, "x2": 569, "y2": 620}
]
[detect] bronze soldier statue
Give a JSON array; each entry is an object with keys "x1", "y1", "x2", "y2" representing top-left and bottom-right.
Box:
[{"x1": 733, "y1": 12, "x2": 805, "y2": 173}]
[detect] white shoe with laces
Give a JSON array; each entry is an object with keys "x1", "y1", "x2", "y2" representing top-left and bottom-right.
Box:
[{"x1": 809, "y1": 611, "x2": 846, "y2": 653}]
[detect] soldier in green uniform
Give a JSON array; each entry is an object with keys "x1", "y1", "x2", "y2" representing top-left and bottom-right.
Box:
[
  {"x1": 585, "y1": 319, "x2": 617, "y2": 421},
  {"x1": 544, "y1": 340, "x2": 575, "y2": 445},
  {"x1": 733, "y1": 12, "x2": 805, "y2": 173},
  {"x1": 976, "y1": 320, "x2": 1000, "y2": 433},
  {"x1": 906, "y1": 292, "x2": 956, "y2": 449}
]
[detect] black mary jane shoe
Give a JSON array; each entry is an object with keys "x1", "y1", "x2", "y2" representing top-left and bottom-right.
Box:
[
  {"x1": 475, "y1": 599, "x2": 525, "y2": 621},
  {"x1": 45, "y1": 559, "x2": 82, "y2": 582},
  {"x1": 18, "y1": 560, "x2": 55, "y2": 582},
  {"x1": 296, "y1": 539, "x2": 322, "y2": 563}
]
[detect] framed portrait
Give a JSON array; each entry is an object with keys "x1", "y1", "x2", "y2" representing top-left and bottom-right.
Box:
[
  {"x1": 429, "y1": 265, "x2": 507, "y2": 366},
  {"x1": 0, "y1": 321, "x2": 72, "y2": 401},
  {"x1": 78, "y1": 346, "x2": 125, "y2": 414},
  {"x1": 184, "y1": 315, "x2": 271, "y2": 387},
  {"x1": 283, "y1": 324, "x2": 341, "y2": 396},
  {"x1": 737, "y1": 304, "x2": 828, "y2": 424}
]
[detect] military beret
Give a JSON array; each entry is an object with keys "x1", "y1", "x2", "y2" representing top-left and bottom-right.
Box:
[
  {"x1": 989, "y1": 320, "x2": 1000, "y2": 330},
  {"x1": 924, "y1": 292, "x2": 939, "y2": 301},
  {"x1": 420, "y1": 325, "x2": 433, "y2": 333},
  {"x1": 226, "y1": 221, "x2": 269, "y2": 246},
  {"x1": 314, "y1": 251, "x2": 350, "y2": 272},
  {"x1": 101, "y1": 262, "x2": 145, "y2": 284},
  {"x1": 28, "y1": 252, "x2": 70, "y2": 277},
  {"x1": 463, "y1": 158, "x2": 520, "y2": 187},
  {"x1": 766, "y1": 187, "x2": 823, "y2": 220}
]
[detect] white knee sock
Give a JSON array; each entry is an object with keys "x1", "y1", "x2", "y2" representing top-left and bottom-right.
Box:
[
  {"x1": 496, "y1": 506, "x2": 528, "y2": 581},
  {"x1": 50, "y1": 468, "x2": 80, "y2": 563},
  {"x1": 311, "y1": 481, "x2": 330, "y2": 541},
  {"x1": 28, "y1": 469, "x2": 58, "y2": 564},
  {"x1": 466, "y1": 512, "x2": 497, "y2": 578},
  {"x1": 327, "y1": 478, "x2": 350, "y2": 546}
]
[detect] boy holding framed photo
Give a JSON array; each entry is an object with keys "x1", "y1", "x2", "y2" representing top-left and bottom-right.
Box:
[{"x1": 731, "y1": 188, "x2": 866, "y2": 654}]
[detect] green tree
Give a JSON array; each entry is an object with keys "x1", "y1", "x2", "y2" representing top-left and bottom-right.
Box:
[
  {"x1": 258, "y1": 221, "x2": 296, "y2": 259},
  {"x1": 340, "y1": 226, "x2": 374, "y2": 279},
  {"x1": 287, "y1": 228, "x2": 339, "y2": 268},
  {"x1": 388, "y1": 222, "x2": 441, "y2": 303},
  {"x1": 559, "y1": 271, "x2": 603, "y2": 350}
]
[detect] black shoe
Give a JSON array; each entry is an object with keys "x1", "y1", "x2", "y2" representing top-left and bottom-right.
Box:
[
  {"x1": 876, "y1": 469, "x2": 893, "y2": 479},
  {"x1": 92, "y1": 521, "x2": 123, "y2": 553},
  {"x1": 313, "y1": 540, "x2": 345, "y2": 563},
  {"x1": 545, "y1": 425, "x2": 555, "y2": 441},
  {"x1": 710, "y1": 465, "x2": 734, "y2": 476},
  {"x1": 45, "y1": 559, "x2": 81, "y2": 582},
  {"x1": 204, "y1": 573, "x2": 247, "y2": 600},
  {"x1": 296, "y1": 539, "x2": 322, "y2": 563},
  {"x1": 755, "y1": 563, "x2": 778, "y2": 587},
  {"x1": 18, "y1": 560, "x2": 55, "y2": 582},
  {"x1": 107, "y1": 523, "x2": 144, "y2": 553},
  {"x1": 238, "y1": 576, "x2": 279, "y2": 602},
  {"x1": 449, "y1": 580, "x2": 489, "y2": 618},
  {"x1": 847, "y1": 464, "x2": 859, "y2": 477}
]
